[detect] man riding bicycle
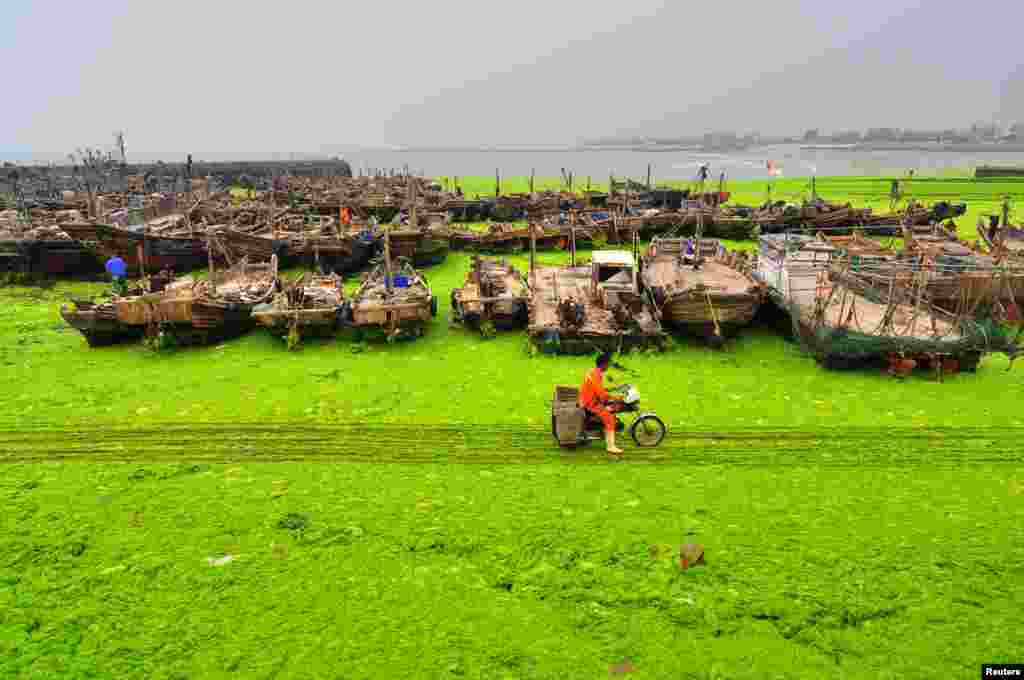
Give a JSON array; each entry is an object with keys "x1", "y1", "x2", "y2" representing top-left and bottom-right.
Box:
[{"x1": 579, "y1": 352, "x2": 624, "y2": 455}]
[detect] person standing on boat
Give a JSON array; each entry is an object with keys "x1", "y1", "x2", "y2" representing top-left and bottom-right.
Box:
[
  {"x1": 579, "y1": 352, "x2": 624, "y2": 455},
  {"x1": 106, "y1": 255, "x2": 128, "y2": 296}
]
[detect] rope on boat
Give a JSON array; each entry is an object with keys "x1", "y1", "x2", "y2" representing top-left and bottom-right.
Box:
[{"x1": 704, "y1": 288, "x2": 722, "y2": 338}]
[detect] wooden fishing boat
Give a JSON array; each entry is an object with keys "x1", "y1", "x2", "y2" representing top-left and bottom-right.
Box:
[
  {"x1": 61, "y1": 222, "x2": 210, "y2": 275},
  {"x1": 25, "y1": 239, "x2": 104, "y2": 276},
  {"x1": 754, "y1": 233, "x2": 1016, "y2": 372},
  {"x1": 60, "y1": 298, "x2": 145, "y2": 347},
  {"x1": 386, "y1": 226, "x2": 449, "y2": 267},
  {"x1": 113, "y1": 255, "x2": 279, "y2": 347},
  {"x1": 527, "y1": 247, "x2": 663, "y2": 355},
  {"x1": 448, "y1": 228, "x2": 482, "y2": 250},
  {"x1": 207, "y1": 226, "x2": 288, "y2": 265},
  {"x1": 977, "y1": 215, "x2": 1024, "y2": 260},
  {"x1": 477, "y1": 223, "x2": 563, "y2": 252},
  {"x1": 252, "y1": 273, "x2": 346, "y2": 347},
  {"x1": 451, "y1": 256, "x2": 530, "y2": 334},
  {"x1": 282, "y1": 230, "x2": 377, "y2": 274},
  {"x1": 349, "y1": 256, "x2": 435, "y2": 341},
  {"x1": 824, "y1": 229, "x2": 1024, "y2": 315},
  {"x1": 640, "y1": 237, "x2": 763, "y2": 344},
  {"x1": 0, "y1": 239, "x2": 27, "y2": 274}
]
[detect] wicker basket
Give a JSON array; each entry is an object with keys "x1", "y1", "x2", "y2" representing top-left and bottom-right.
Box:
[{"x1": 552, "y1": 386, "x2": 583, "y2": 445}]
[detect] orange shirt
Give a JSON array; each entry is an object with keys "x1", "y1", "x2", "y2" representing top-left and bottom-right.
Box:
[{"x1": 579, "y1": 367, "x2": 609, "y2": 409}]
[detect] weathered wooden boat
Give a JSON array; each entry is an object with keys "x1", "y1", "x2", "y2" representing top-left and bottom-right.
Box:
[
  {"x1": 451, "y1": 256, "x2": 529, "y2": 334},
  {"x1": 207, "y1": 226, "x2": 288, "y2": 265},
  {"x1": 754, "y1": 201, "x2": 872, "y2": 234},
  {"x1": 0, "y1": 236, "x2": 104, "y2": 277},
  {"x1": 633, "y1": 206, "x2": 754, "y2": 240},
  {"x1": 284, "y1": 230, "x2": 377, "y2": 274},
  {"x1": 386, "y1": 226, "x2": 449, "y2": 267},
  {"x1": 252, "y1": 273, "x2": 346, "y2": 347},
  {"x1": 824, "y1": 229, "x2": 1024, "y2": 315},
  {"x1": 640, "y1": 237, "x2": 764, "y2": 344},
  {"x1": 0, "y1": 239, "x2": 27, "y2": 274},
  {"x1": 528, "y1": 247, "x2": 663, "y2": 355},
  {"x1": 60, "y1": 297, "x2": 146, "y2": 347},
  {"x1": 754, "y1": 233, "x2": 1017, "y2": 372},
  {"x1": 977, "y1": 215, "x2": 1024, "y2": 260},
  {"x1": 477, "y1": 223, "x2": 562, "y2": 252},
  {"x1": 61, "y1": 222, "x2": 210, "y2": 275},
  {"x1": 113, "y1": 255, "x2": 279, "y2": 347},
  {"x1": 448, "y1": 228, "x2": 482, "y2": 251},
  {"x1": 349, "y1": 256, "x2": 436, "y2": 341}
]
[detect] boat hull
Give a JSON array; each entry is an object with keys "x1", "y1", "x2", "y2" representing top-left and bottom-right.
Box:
[
  {"x1": 659, "y1": 292, "x2": 761, "y2": 335},
  {"x1": 62, "y1": 223, "x2": 210, "y2": 275},
  {"x1": 60, "y1": 304, "x2": 145, "y2": 347}
]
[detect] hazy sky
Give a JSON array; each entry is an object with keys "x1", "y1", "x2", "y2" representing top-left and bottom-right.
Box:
[{"x1": 3, "y1": 0, "x2": 1021, "y2": 156}]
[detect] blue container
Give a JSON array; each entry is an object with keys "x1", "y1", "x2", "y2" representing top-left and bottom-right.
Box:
[{"x1": 392, "y1": 275, "x2": 410, "y2": 288}]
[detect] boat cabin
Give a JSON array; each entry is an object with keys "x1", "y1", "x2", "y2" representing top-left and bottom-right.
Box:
[
  {"x1": 755, "y1": 233, "x2": 840, "y2": 306},
  {"x1": 591, "y1": 250, "x2": 639, "y2": 307}
]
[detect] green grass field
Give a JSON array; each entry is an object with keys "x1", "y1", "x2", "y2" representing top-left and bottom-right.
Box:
[{"x1": 2, "y1": 176, "x2": 1024, "y2": 679}]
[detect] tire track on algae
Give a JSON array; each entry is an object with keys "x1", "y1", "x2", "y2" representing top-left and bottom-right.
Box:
[{"x1": 0, "y1": 424, "x2": 1022, "y2": 465}]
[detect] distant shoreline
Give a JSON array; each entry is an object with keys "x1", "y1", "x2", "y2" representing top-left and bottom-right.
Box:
[{"x1": 800, "y1": 143, "x2": 1024, "y2": 153}]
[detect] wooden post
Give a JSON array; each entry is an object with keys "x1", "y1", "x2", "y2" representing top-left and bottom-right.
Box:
[
  {"x1": 633, "y1": 226, "x2": 640, "y2": 266},
  {"x1": 570, "y1": 225, "x2": 577, "y2": 268},
  {"x1": 137, "y1": 241, "x2": 146, "y2": 280},
  {"x1": 409, "y1": 180, "x2": 417, "y2": 229},
  {"x1": 495, "y1": 169, "x2": 500, "y2": 198},
  {"x1": 384, "y1": 223, "x2": 393, "y2": 296},
  {"x1": 647, "y1": 164, "x2": 652, "y2": 191},
  {"x1": 207, "y1": 235, "x2": 214, "y2": 284},
  {"x1": 529, "y1": 224, "x2": 537, "y2": 288},
  {"x1": 529, "y1": 169, "x2": 535, "y2": 194}
]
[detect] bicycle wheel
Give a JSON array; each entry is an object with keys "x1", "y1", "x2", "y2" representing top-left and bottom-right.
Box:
[{"x1": 630, "y1": 414, "x2": 666, "y2": 447}]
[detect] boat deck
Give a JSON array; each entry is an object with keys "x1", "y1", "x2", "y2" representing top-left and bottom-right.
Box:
[
  {"x1": 643, "y1": 258, "x2": 754, "y2": 295},
  {"x1": 529, "y1": 266, "x2": 660, "y2": 337}
]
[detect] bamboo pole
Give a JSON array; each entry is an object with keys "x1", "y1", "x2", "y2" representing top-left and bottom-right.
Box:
[
  {"x1": 384, "y1": 223, "x2": 393, "y2": 297},
  {"x1": 570, "y1": 225, "x2": 577, "y2": 268},
  {"x1": 409, "y1": 179, "x2": 417, "y2": 229},
  {"x1": 530, "y1": 224, "x2": 537, "y2": 289}
]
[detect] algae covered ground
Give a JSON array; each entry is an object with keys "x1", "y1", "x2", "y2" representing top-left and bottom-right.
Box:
[{"x1": 2, "y1": 175, "x2": 1024, "y2": 679}]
